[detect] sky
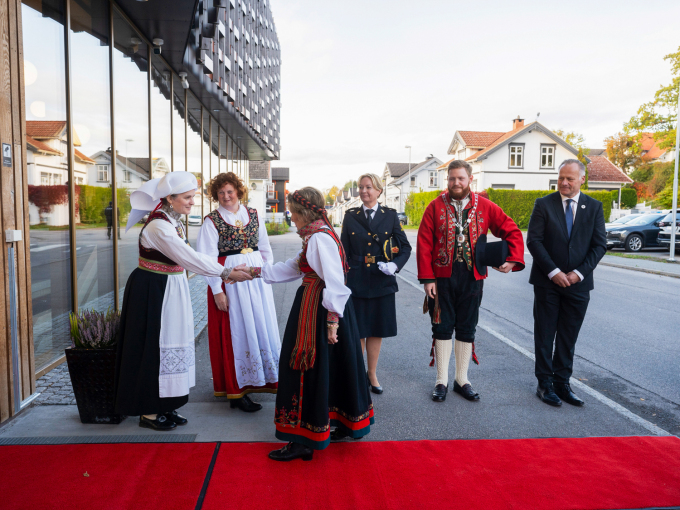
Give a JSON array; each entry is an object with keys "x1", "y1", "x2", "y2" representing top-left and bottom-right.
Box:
[{"x1": 271, "y1": 0, "x2": 680, "y2": 192}]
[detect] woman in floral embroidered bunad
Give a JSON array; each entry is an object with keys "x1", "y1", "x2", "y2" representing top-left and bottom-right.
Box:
[
  {"x1": 243, "y1": 187, "x2": 374, "y2": 461},
  {"x1": 196, "y1": 172, "x2": 280, "y2": 413},
  {"x1": 114, "y1": 172, "x2": 253, "y2": 431}
]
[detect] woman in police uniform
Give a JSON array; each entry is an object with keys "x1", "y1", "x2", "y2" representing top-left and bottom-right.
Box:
[{"x1": 340, "y1": 173, "x2": 411, "y2": 394}]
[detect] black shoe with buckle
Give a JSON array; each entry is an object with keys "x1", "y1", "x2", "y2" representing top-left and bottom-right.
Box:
[
  {"x1": 330, "y1": 428, "x2": 362, "y2": 442},
  {"x1": 268, "y1": 442, "x2": 314, "y2": 462},
  {"x1": 536, "y1": 381, "x2": 562, "y2": 407},
  {"x1": 453, "y1": 381, "x2": 480, "y2": 401},
  {"x1": 431, "y1": 383, "x2": 448, "y2": 402},
  {"x1": 164, "y1": 410, "x2": 188, "y2": 426},
  {"x1": 554, "y1": 382, "x2": 584, "y2": 407},
  {"x1": 230, "y1": 395, "x2": 263, "y2": 413},
  {"x1": 139, "y1": 414, "x2": 177, "y2": 431}
]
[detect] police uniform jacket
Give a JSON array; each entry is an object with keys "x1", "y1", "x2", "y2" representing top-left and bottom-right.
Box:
[{"x1": 340, "y1": 204, "x2": 412, "y2": 299}]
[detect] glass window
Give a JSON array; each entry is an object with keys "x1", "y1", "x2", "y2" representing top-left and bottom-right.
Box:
[
  {"x1": 172, "y1": 81, "x2": 186, "y2": 172},
  {"x1": 97, "y1": 165, "x2": 109, "y2": 182},
  {"x1": 429, "y1": 171, "x2": 438, "y2": 187},
  {"x1": 151, "y1": 56, "x2": 172, "y2": 175},
  {"x1": 22, "y1": 0, "x2": 73, "y2": 371},
  {"x1": 112, "y1": 10, "x2": 149, "y2": 302},
  {"x1": 186, "y1": 95, "x2": 203, "y2": 247},
  {"x1": 541, "y1": 145, "x2": 555, "y2": 168},
  {"x1": 509, "y1": 145, "x2": 523, "y2": 168},
  {"x1": 211, "y1": 117, "x2": 220, "y2": 182},
  {"x1": 220, "y1": 131, "x2": 228, "y2": 174}
]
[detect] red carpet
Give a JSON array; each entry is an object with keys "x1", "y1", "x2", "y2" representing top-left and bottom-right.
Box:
[
  {"x1": 2, "y1": 437, "x2": 680, "y2": 509},
  {"x1": 202, "y1": 436, "x2": 680, "y2": 510},
  {"x1": 0, "y1": 443, "x2": 215, "y2": 510}
]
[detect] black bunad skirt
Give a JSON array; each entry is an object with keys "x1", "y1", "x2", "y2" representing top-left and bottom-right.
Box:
[
  {"x1": 352, "y1": 293, "x2": 397, "y2": 339},
  {"x1": 114, "y1": 268, "x2": 188, "y2": 416},
  {"x1": 274, "y1": 286, "x2": 374, "y2": 450}
]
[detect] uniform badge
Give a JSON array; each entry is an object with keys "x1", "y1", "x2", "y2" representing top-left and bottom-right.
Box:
[
  {"x1": 581, "y1": 205, "x2": 586, "y2": 209},
  {"x1": 392, "y1": 246, "x2": 399, "y2": 253}
]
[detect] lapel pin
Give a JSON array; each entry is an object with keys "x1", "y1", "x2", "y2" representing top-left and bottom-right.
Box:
[{"x1": 581, "y1": 205, "x2": 586, "y2": 209}]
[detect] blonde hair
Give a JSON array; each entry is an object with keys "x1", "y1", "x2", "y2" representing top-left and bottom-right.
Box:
[
  {"x1": 358, "y1": 173, "x2": 384, "y2": 193},
  {"x1": 288, "y1": 187, "x2": 325, "y2": 223}
]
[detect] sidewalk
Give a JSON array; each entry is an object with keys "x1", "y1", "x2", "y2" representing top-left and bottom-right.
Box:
[{"x1": 599, "y1": 253, "x2": 680, "y2": 278}]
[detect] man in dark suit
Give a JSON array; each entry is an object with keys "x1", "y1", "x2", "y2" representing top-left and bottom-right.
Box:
[{"x1": 527, "y1": 159, "x2": 606, "y2": 407}]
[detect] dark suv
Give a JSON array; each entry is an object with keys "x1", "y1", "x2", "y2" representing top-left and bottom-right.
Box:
[
  {"x1": 397, "y1": 212, "x2": 408, "y2": 226},
  {"x1": 606, "y1": 214, "x2": 667, "y2": 252}
]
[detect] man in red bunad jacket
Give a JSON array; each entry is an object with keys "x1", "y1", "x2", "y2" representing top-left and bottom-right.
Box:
[{"x1": 417, "y1": 160, "x2": 525, "y2": 403}]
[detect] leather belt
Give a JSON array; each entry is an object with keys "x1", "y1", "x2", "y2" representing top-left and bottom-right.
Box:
[{"x1": 350, "y1": 254, "x2": 385, "y2": 265}]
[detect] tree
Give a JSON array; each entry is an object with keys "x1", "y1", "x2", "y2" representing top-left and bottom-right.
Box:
[
  {"x1": 577, "y1": 147, "x2": 589, "y2": 188},
  {"x1": 604, "y1": 132, "x2": 640, "y2": 173},
  {"x1": 625, "y1": 46, "x2": 680, "y2": 152},
  {"x1": 554, "y1": 129, "x2": 587, "y2": 150},
  {"x1": 342, "y1": 180, "x2": 357, "y2": 191},
  {"x1": 325, "y1": 185, "x2": 340, "y2": 205}
]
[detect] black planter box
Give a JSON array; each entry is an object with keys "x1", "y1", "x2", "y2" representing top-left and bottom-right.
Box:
[{"x1": 65, "y1": 347, "x2": 126, "y2": 424}]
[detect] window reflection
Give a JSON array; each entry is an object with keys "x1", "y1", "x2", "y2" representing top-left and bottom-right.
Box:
[
  {"x1": 186, "y1": 96, "x2": 203, "y2": 247},
  {"x1": 172, "y1": 82, "x2": 186, "y2": 172},
  {"x1": 150, "y1": 57, "x2": 172, "y2": 173},
  {"x1": 70, "y1": 0, "x2": 114, "y2": 314},
  {"x1": 112, "y1": 10, "x2": 149, "y2": 302},
  {"x1": 22, "y1": 0, "x2": 72, "y2": 371}
]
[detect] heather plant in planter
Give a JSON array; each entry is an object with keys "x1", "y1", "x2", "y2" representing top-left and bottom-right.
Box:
[{"x1": 65, "y1": 308, "x2": 126, "y2": 424}]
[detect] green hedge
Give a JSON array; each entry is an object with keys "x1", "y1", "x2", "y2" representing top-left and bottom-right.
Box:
[
  {"x1": 78, "y1": 185, "x2": 132, "y2": 224},
  {"x1": 405, "y1": 188, "x2": 614, "y2": 229},
  {"x1": 612, "y1": 188, "x2": 637, "y2": 209}
]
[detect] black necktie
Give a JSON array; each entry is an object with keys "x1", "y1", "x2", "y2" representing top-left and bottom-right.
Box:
[
  {"x1": 366, "y1": 209, "x2": 373, "y2": 226},
  {"x1": 565, "y1": 199, "x2": 574, "y2": 238}
]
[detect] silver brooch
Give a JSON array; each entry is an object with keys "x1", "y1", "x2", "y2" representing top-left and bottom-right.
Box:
[{"x1": 581, "y1": 205, "x2": 586, "y2": 209}]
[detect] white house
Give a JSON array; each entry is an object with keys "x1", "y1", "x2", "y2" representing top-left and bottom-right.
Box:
[
  {"x1": 88, "y1": 150, "x2": 169, "y2": 191},
  {"x1": 25, "y1": 121, "x2": 94, "y2": 226},
  {"x1": 640, "y1": 133, "x2": 676, "y2": 164},
  {"x1": 382, "y1": 156, "x2": 444, "y2": 212},
  {"x1": 439, "y1": 116, "x2": 582, "y2": 192},
  {"x1": 584, "y1": 154, "x2": 633, "y2": 193},
  {"x1": 248, "y1": 160, "x2": 271, "y2": 219}
]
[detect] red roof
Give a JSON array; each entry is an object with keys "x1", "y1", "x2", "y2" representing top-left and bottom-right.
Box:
[
  {"x1": 74, "y1": 149, "x2": 95, "y2": 164},
  {"x1": 26, "y1": 120, "x2": 82, "y2": 146},
  {"x1": 26, "y1": 136, "x2": 63, "y2": 156},
  {"x1": 587, "y1": 156, "x2": 632, "y2": 183},
  {"x1": 640, "y1": 133, "x2": 666, "y2": 160},
  {"x1": 458, "y1": 131, "x2": 506, "y2": 148}
]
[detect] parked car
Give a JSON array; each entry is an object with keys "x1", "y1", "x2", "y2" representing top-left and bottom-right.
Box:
[
  {"x1": 656, "y1": 210, "x2": 680, "y2": 228},
  {"x1": 605, "y1": 214, "x2": 643, "y2": 230},
  {"x1": 397, "y1": 212, "x2": 408, "y2": 226},
  {"x1": 606, "y1": 214, "x2": 668, "y2": 252},
  {"x1": 657, "y1": 212, "x2": 680, "y2": 251},
  {"x1": 188, "y1": 214, "x2": 202, "y2": 226}
]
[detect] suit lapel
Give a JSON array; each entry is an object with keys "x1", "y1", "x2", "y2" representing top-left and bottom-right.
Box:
[
  {"x1": 355, "y1": 207, "x2": 371, "y2": 232},
  {"x1": 551, "y1": 192, "x2": 570, "y2": 240},
  {"x1": 569, "y1": 193, "x2": 587, "y2": 238},
  {"x1": 369, "y1": 204, "x2": 388, "y2": 234}
]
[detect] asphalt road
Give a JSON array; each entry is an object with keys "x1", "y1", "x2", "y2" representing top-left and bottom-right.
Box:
[{"x1": 187, "y1": 230, "x2": 678, "y2": 440}]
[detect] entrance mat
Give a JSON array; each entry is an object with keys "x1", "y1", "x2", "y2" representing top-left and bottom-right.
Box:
[
  {"x1": 0, "y1": 443, "x2": 214, "y2": 510},
  {"x1": 202, "y1": 436, "x2": 680, "y2": 510}
]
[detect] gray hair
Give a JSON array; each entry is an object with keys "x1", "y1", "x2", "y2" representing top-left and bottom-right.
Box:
[{"x1": 558, "y1": 158, "x2": 586, "y2": 176}]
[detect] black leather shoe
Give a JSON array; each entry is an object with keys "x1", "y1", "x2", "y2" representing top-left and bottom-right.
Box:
[
  {"x1": 268, "y1": 442, "x2": 314, "y2": 462},
  {"x1": 431, "y1": 384, "x2": 448, "y2": 402},
  {"x1": 453, "y1": 381, "x2": 480, "y2": 401},
  {"x1": 164, "y1": 410, "x2": 188, "y2": 426},
  {"x1": 330, "y1": 428, "x2": 362, "y2": 442},
  {"x1": 230, "y1": 395, "x2": 263, "y2": 413},
  {"x1": 367, "y1": 373, "x2": 383, "y2": 395},
  {"x1": 139, "y1": 415, "x2": 176, "y2": 431},
  {"x1": 554, "y1": 383, "x2": 585, "y2": 407},
  {"x1": 536, "y1": 381, "x2": 562, "y2": 407}
]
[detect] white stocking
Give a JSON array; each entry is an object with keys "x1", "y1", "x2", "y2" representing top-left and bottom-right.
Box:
[
  {"x1": 435, "y1": 339, "x2": 452, "y2": 386},
  {"x1": 454, "y1": 340, "x2": 472, "y2": 386}
]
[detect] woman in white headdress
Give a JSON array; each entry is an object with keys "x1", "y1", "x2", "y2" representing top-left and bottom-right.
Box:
[{"x1": 114, "y1": 172, "x2": 253, "y2": 431}]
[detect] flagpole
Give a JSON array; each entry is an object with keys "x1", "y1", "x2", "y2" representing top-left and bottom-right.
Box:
[{"x1": 667, "y1": 80, "x2": 680, "y2": 262}]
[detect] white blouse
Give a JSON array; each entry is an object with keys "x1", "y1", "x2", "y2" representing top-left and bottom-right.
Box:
[
  {"x1": 262, "y1": 228, "x2": 351, "y2": 317},
  {"x1": 141, "y1": 211, "x2": 228, "y2": 278},
  {"x1": 195, "y1": 204, "x2": 273, "y2": 295}
]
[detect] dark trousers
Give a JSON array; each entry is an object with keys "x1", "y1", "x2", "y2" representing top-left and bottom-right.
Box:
[
  {"x1": 428, "y1": 262, "x2": 483, "y2": 342},
  {"x1": 533, "y1": 285, "x2": 590, "y2": 384}
]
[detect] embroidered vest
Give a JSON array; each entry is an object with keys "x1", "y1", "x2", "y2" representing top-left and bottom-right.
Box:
[
  {"x1": 207, "y1": 208, "x2": 260, "y2": 257},
  {"x1": 138, "y1": 211, "x2": 186, "y2": 275},
  {"x1": 453, "y1": 207, "x2": 473, "y2": 271}
]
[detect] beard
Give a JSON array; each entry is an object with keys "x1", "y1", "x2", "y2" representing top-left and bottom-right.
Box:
[{"x1": 448, "y1": 184, "x2": 471, "y2": 201}]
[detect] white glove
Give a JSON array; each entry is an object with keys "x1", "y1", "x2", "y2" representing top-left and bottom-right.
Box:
[{"x1": 377, "y1": 261, "x2": 398, "y2": 276}]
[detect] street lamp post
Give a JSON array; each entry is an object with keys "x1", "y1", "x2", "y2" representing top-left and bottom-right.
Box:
[
  {"x1": 404, "y1": 145, "x2": 412, "y2": 213},
  {"x1": 668, "y1": 88, "x2": 679, "y2": 261}
]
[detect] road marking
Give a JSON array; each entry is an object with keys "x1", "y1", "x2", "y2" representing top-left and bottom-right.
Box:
[
  {"x1": 395, "y1": 272, "x2": 672, "y2": 437},
  {"x1": 30, "y1": 243, "x2": 69, "y2": 253}
]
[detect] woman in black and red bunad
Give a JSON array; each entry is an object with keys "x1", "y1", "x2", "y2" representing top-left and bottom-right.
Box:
[{"x1": 246, "y1": 187, "x2": 374, "y2": 461}]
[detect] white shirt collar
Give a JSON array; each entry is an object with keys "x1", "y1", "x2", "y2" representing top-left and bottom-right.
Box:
[
  {"x1": 362, "y1": 203, "x2": 379, "y2": 214},
  {"x1": 560, "y1": 191, "x2": 580, "y2": 204}
]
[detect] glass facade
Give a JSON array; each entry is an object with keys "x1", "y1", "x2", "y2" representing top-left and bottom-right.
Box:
[{"x1": 21, "y1": 0, "x2": 261, "y2": 372}]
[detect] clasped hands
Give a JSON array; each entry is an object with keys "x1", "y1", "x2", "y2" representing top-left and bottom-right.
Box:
[
  {"x1": 223, "y1": 263, "x2": 253, "y2": 284},
  {"x1": 550, "y1": 271, "x2": 580, "y2": 288}
]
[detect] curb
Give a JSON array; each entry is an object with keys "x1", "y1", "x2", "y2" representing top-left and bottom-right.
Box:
[{"x1": 599, "y1": 261, "x2": 680, "y2": 279}]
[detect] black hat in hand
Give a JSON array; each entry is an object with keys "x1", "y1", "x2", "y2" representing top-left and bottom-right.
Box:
[{"x1": 475, "y1": 234, "x2": 509, "y2": 276}]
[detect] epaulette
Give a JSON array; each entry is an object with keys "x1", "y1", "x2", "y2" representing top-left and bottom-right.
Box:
[
  {"x1": 381, "y1": 206, "x2": 396, "y2": 212},
  {"x1": 347, "y1": 207, "x2": 360, "y2": 214}
]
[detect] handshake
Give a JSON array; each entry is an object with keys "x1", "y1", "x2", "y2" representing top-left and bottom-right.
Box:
[{"x1": 223, "y1": 263, "x2": 257, "y2": 284}]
